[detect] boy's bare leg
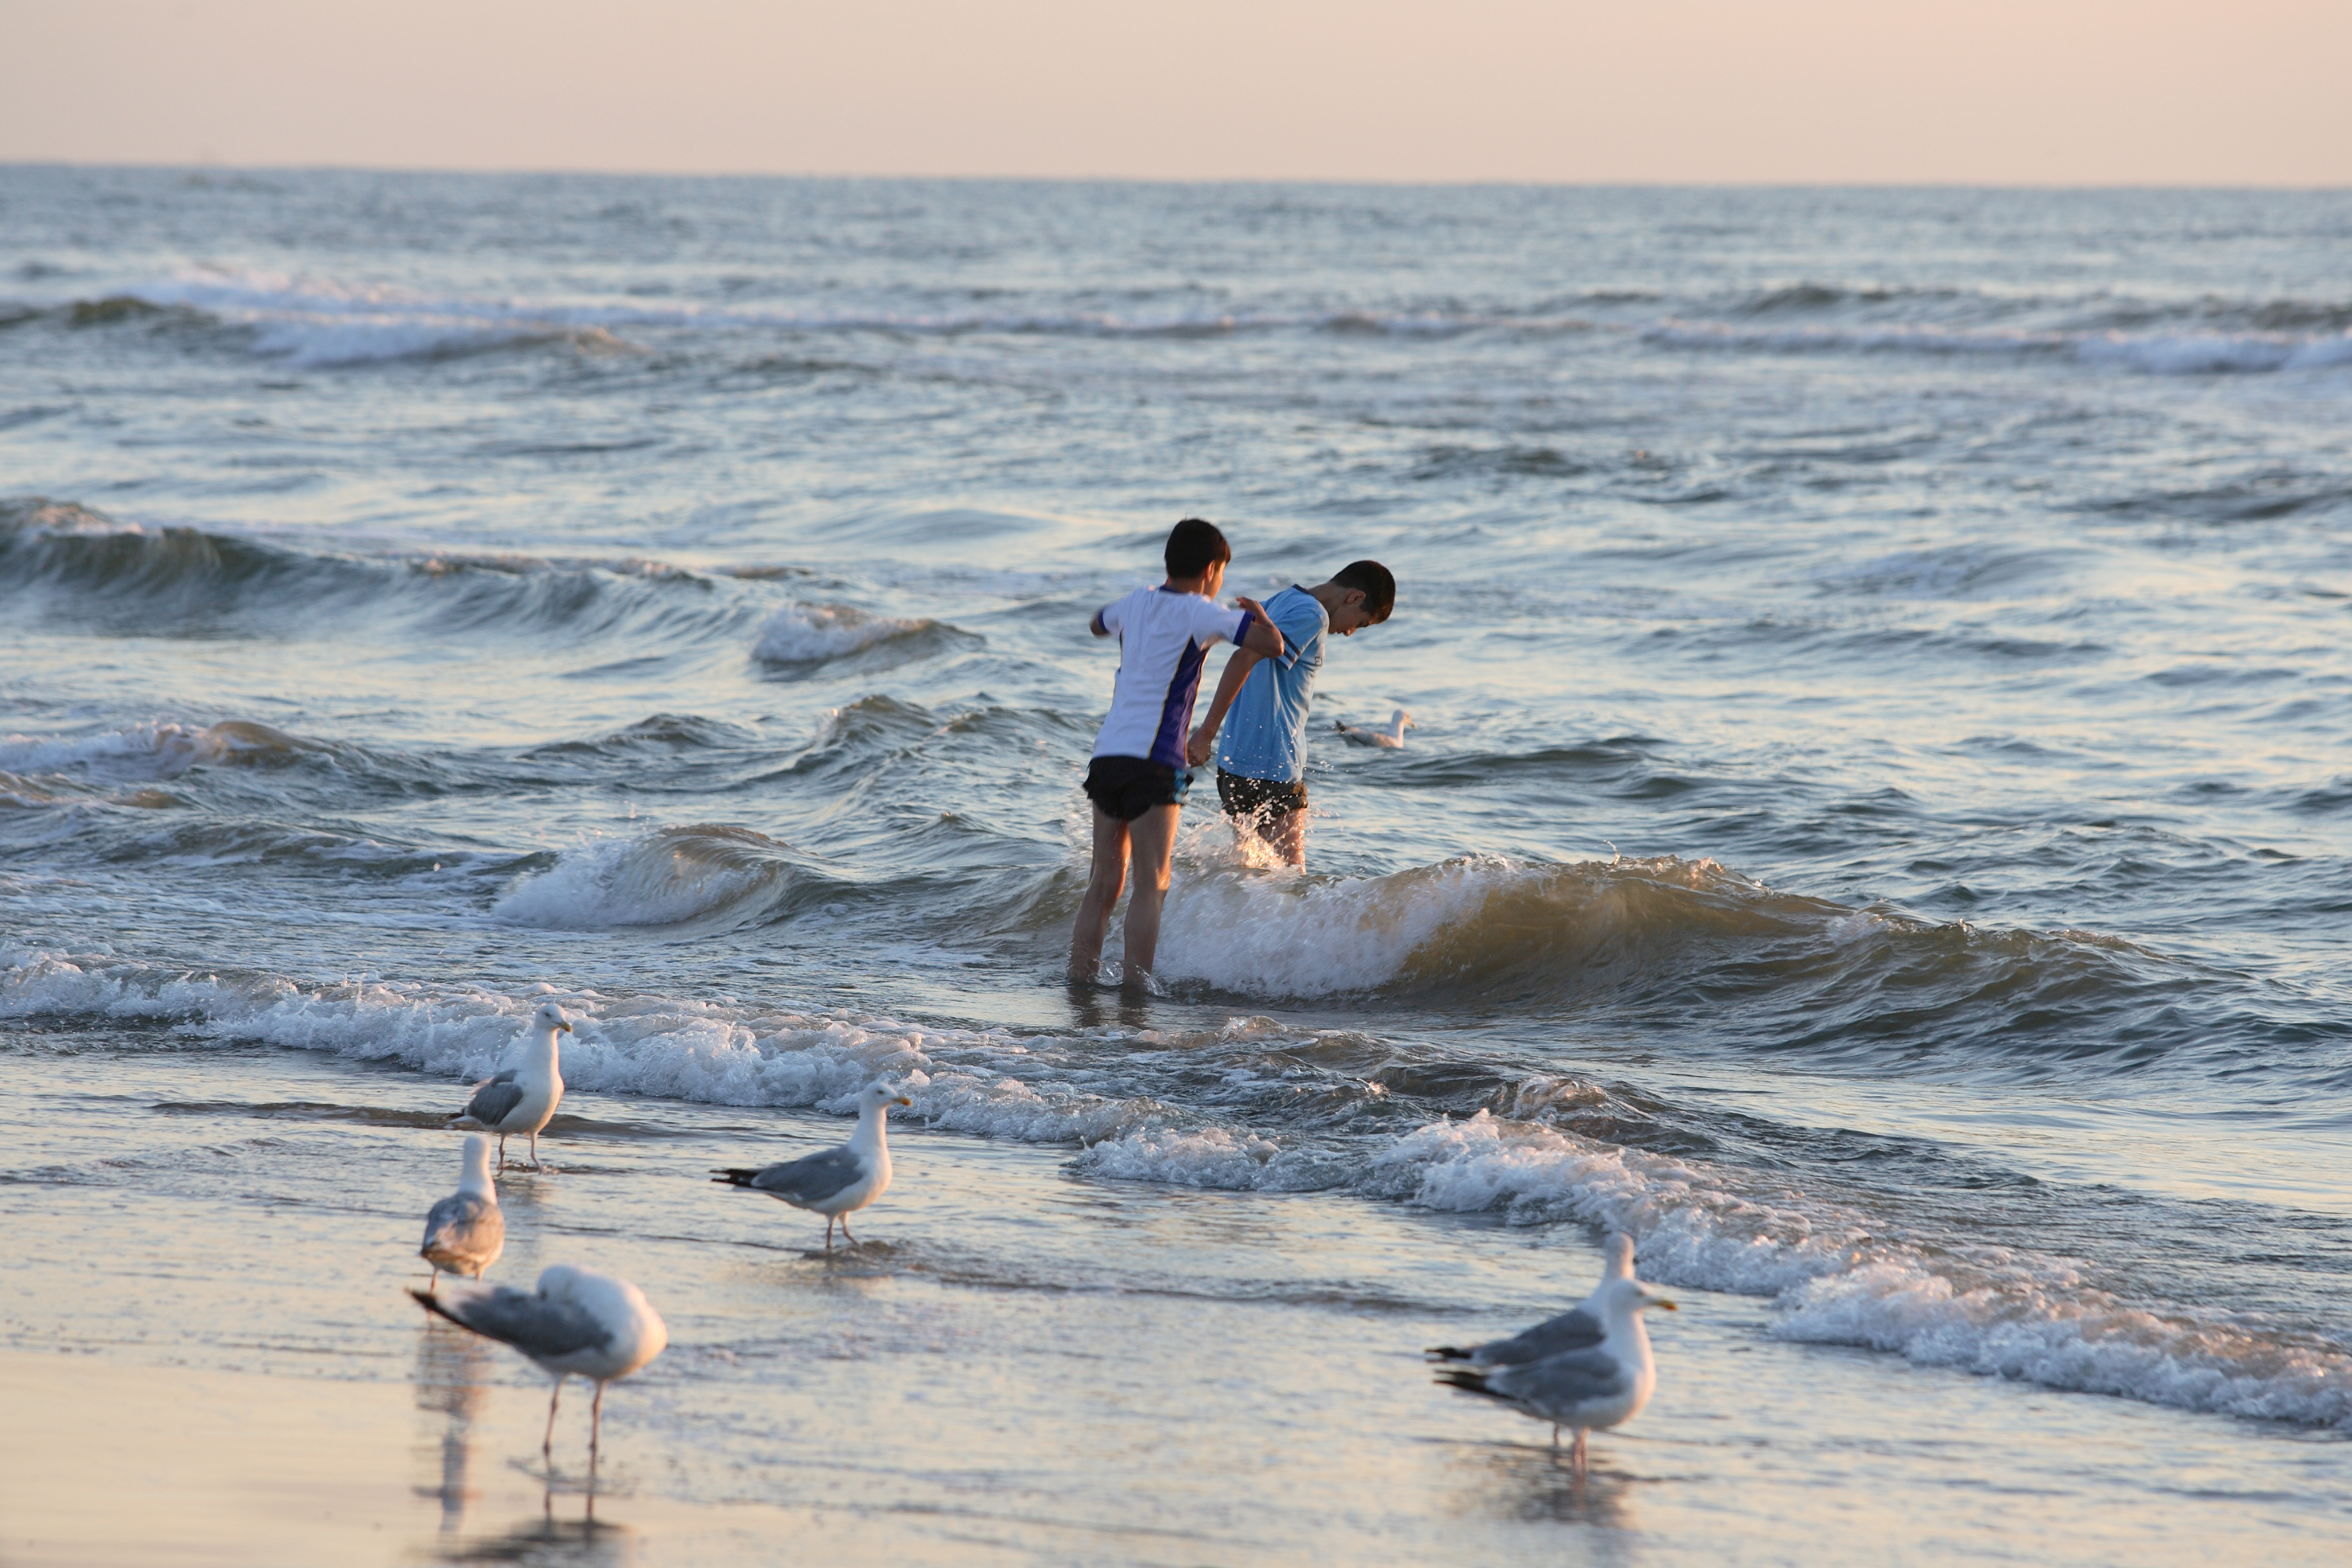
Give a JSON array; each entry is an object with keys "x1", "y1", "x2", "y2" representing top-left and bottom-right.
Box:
[
  {"x1": 1119, "y1": 803, "x2": 1181, "y2": 983},
  {"x1": 1251, "y1": 808, "x2": 1307, "y2": 867},
  {"x1": 1068, "y1": 807, "x2": 1131, "y2": 981}
]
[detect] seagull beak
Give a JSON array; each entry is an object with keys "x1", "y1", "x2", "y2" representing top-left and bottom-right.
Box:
[
  {"x1": 894, "y1": 1095, "x2": 913, "y2": 1107},
  {"x1": 1654, "y1": 1299, "x2": 1678, "y2": 1312},
  {"x1": 558, "y1": 1021, "x2": 573, "y2": 1033}
]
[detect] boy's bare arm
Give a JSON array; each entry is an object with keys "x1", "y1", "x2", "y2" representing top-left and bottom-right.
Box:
[
  {"x1": 1234, "y1": 597, "x2": 1285, "y2": 658},
  {"x1": 1188, "y1": 646, "x2": 1264, "y2": 766}
]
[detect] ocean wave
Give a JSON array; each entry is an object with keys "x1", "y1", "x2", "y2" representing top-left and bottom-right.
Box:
[
  {"x1": 1148, "y1": 852, "x2": 2265, "y2": 1078},
  {"x1": 0, "y1": 496, "x2": 761, "y2": 644},
  {"x1": 36, "y1": 268, "x2": 1607, "y2": 368},
  {"x1": 1363, "y1": 1111, "x2": 2352, "y2": 1429},
  {"x1": 6, "y1": 939, "x2": 2340, "y2": 1426},
  {"x1": 1647, "y1": 318, "x2": 2352, "y2": 375},
  {"x1": 492, "y1": 823, "x2": 832, "y2": 931},
  {"x1": 753, "y1": 601, "x2": 939, "y2": 664},
  {"x1": 0, "y1": 718, "x2": 334, "y2": 783},
  {"x1": 1155, "y1": 853, "x2": 1827, "y2": 999},
  {"x1": 0, "y1": 946, "x2": 1150, "y2": 1146}
]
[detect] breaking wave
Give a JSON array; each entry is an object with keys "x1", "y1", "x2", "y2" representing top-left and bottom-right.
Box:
[{"x1": 493, "y1": 823, "x2": 831, "y2": 931}]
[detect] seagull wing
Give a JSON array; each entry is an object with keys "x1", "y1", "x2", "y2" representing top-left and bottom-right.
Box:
[
  {"x1": 1431, "y1": 1306, "x2": 1607, "y2": 1366},
  {"x1": 712, "y1": 1146, "x2": 866, "y2": 1207},
  {"x1": 460, "y1": 1073, "x2": 526, "y2": 1128},
  {"x1": 1481, "y1": 1346, "x2": 1628, "y2": 1414},
  {"x1": 420, "y1": 1192, "x2": 502, "y2": 1257},
  {"x1": 413, "y1": 1284, "x2": 606, "y2": 1359}
]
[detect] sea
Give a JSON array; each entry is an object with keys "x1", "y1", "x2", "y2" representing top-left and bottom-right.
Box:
[{"x1": 2, "y1": 167, "x2": 2349, "y2": 1564}]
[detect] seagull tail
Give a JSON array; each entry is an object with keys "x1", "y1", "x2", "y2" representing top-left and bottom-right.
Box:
[
  {"x1": 1434, "y1": 1367, "x2": 1509, "y2": 1401},
  {"x1": 710, "y1": 1168, "x2": 763, "y2": 1188},
  {"x1": 409, "y1": 1287, "x2": 464, "y2": 1327},
  {"x1": 1426, "y1": 1345, "x2": 1476, "y2": 1363}
]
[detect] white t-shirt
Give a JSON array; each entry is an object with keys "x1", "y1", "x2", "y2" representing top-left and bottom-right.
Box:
[{"x1": 1089, "y1": 586, "x2": 1252, "y2": 768}]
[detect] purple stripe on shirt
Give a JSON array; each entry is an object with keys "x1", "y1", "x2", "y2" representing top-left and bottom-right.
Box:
[{"x1": 1149, "y1": 636, "x2": 1211, "y2": 768}]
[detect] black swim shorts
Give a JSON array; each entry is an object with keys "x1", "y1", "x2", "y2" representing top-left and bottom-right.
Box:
[
  {"x1": 1083, "y1": 756, "x2": 1189, "y2": 821},
  {"x1": 1216, "y1": 769, "x2": 1308, "y2": 820}
]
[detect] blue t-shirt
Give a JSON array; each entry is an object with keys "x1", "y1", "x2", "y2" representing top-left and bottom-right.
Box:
[{"x1": 1214, "y1": 585, "x2": 1328, "y2": 783}]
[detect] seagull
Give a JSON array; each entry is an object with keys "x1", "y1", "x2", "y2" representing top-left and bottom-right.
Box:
[
  {"x1": 1336, "y1": 708, "x2": 1413, "y2": 747},
  {"x1": 452, "y1": 1001, "x2": 570, "y2": 1171},
  {"x1": 411, "y1": 1264, "x2": 667, "y2": 1467},
  {"x1": 1434, "y1": 1232, "x2": 1677, "y2": 1476},
  {"x1": 419, "y1": 1132, "x2": 505, "y2": 1293},
  {"x1": 1428, "y1": 1232, "x2": 1633, "y2": 1367},
  {"x1": 712, "y1": 1079, "x2": 912, "y2": 1249}
]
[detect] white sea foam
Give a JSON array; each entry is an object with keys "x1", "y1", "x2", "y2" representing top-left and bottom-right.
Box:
[
  {"x1": 1153, "y1": 852, "x2": 1763, "y2": 998},
  {"x1": 0, "y1": 944, "x2": 1148, "y2": 1144},
  {"x1": 5, "y1": 938, "x2": 2341, "y2": 1426},
  {"x1": 1369, "y1": 1111, "x2": 2352, "y2": 1428},
  {"x1": 752, "y1": 602, "x2": 928, "y2": 663}
]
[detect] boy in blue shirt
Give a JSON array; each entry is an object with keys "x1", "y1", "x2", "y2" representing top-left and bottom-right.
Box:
[{"x1": 1185, "y1": 560, "x2": 1396, "y2": 865}]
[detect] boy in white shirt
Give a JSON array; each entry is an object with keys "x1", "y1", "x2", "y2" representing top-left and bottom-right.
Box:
[{"x1": 1070, "y1": 518, "x2": 1285, "y2": 985}]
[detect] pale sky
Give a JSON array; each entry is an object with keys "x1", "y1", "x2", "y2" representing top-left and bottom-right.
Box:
[{"x1": 4, "y1": 0, "x2": 2347, "y2": 185}]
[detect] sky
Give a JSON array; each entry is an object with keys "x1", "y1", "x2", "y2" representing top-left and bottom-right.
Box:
[{"x1": 3, "y1": 0, "x2": 2347, "y2": 185}]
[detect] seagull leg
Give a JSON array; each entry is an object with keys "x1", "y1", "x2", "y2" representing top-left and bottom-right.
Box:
[
  {"x1": 838, "y1": 1213, "x2": 858, "y2": 1246},
  {"x1": 496, "y1": 1134, "x2": 509, "y2": 1171},
  {"x1": 529, "y1": 1129, "x2": 541, "y2": 1170},
  {"x1": 1571, "y1": 1428, "x2": 1587, "y2": 1479},
  {"x1": 428, "y1": 1267, "x2": 440, "y2": 1295},
  {"x1": 589, "y1": 1381, "x2": 605, "y2": 1469},
  {"x1": 824, "y1": 1216, "x2": 835, "y2": 1251},
  {"x1": 544, "y1": 1376, "x2": 563, "y2": 1463},
  {"x1": 1551, "y1": 1423, "x2": 1561, "y2": 1453}
]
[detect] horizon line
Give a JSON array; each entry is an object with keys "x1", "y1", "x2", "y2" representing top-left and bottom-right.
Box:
[{"x1": 5, "y1": 158, "x2": 2347, "y2": 195}]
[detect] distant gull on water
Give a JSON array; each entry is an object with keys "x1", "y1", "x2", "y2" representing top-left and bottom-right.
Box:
[
  {"x1": 420, "y1": 1132, "x2": 505, "y2": 1293},
  {"x1": 412, "y1": 1263, "x2": 667, "y2": 1464},
  {"x1": 1432, "y1": 1231, "x2": 1676, "y2": 1475},
  {"x1": 1336, "y1": 708, "x2": 1413, "y2": 747},
  {"x1": 712, "y1": 1079, "x2": 912, "y2": 1249},
  {"x1": 452, "y1": 1001, "x2": 569, "y2": 1170}
]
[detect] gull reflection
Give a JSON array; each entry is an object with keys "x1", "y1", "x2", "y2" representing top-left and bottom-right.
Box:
[
  {"x1": 1448, "y1": 1438, "x2": 1644, "y2": 1546},
  {"x1": 413, "y1": 1317, "x2": 493, "y2": 1534}
]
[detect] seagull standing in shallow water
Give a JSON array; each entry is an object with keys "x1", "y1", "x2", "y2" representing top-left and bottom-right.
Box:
[
  {"x1": 1433, "y1": 1232, "x2": 1676, "y2": 1476},
  {"x1": 412, "y1": 1263, "x2": 666, "y2": 1466},
  {"x1": 452, "y1": 1001, "x2": 569, "y2": 1170},
  {"x1": 1429, "y1": 1232, "x2": 1634, "y2": 1368},
  {"x1": 420, "y1": 1132, "x2": 504, "y2": 1293},
  {"x1": 712, "y1": 1079, "x2": 912, "y2": 1249}
]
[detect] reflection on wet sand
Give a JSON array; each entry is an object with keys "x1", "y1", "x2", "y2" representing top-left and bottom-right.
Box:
[
  {"x1": 414, "y1": 1318, "x2": 636, "y2": 1563},
  {"x1": 415, "y1": 1320, "x2": 493, "y2": 1533},
  {"x1": 1447, "y1": 1437, "x2": 1646, "y2": 1544}
]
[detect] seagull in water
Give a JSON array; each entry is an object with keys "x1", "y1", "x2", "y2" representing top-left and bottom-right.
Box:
[
  {"x1": 712, "y1": 1079, "x2": 912, "y2": 1249},
  {"x1": 419, "y1": 1132, "x2": 504, "y2": 1293},
  {"x1": 1430, "y1": 1231, "x2": 1635, "y2": 1368},
  {"x1": 1336, "y1": 708, "x2": 1413, "y2": 747},
  {"x1": 452, "y1": 1001, "x2": 570, "y2": 1170},
  {"x1": 412, "y1": 1264, "x2": 667, "y2": 1467},
  {"x1": 1432, "y1": 1231, "x2": 1676, "y2": 1475}
]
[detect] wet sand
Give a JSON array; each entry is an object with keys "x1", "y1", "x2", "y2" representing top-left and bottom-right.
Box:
[{"x1": 4, "y1": 1036, "x2": 2346, "y2": 1566}]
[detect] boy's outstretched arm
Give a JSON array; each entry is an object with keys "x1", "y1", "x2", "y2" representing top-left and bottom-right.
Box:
[
  {"x1": 1188, "y1": 646, "x2": 1263, "y2": 767},
  {"x1": 1235, "y1": 597, "x2": 1285, "y2": 658}
]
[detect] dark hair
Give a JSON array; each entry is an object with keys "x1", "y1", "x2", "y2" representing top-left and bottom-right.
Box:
[
  {"x1": 1331, "y1": 559, "x2": 1396, "y2": 622},
  {"x1": 1165, "y1": 518, "x2": 1231, "y2": 579}
]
